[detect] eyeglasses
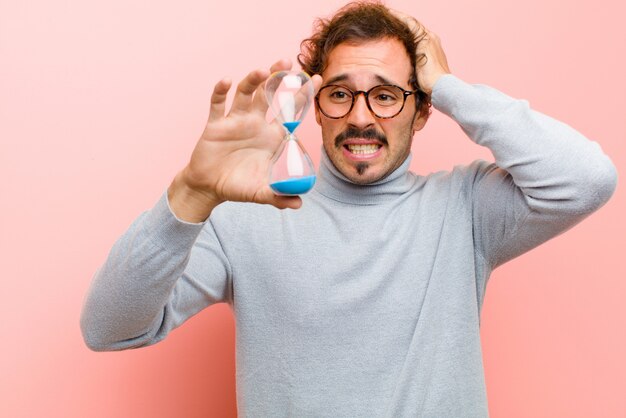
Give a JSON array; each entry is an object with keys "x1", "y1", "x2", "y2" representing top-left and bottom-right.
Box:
[{"x1": 315, "y1": 84, "x2": 419, "y2": 119}]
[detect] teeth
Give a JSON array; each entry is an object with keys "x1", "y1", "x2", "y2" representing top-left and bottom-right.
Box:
[{"x1": 347, "y1": 144, "x2": 380, "y2": 154}]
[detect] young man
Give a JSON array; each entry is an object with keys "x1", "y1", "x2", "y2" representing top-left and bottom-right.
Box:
[{"x1": 81, "y1": 3, "x2": 617, "y2": 416}]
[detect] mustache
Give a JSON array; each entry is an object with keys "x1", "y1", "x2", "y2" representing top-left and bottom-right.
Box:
[{"x1": 334, "y1": 126, "x2": 388, "y2": 148}]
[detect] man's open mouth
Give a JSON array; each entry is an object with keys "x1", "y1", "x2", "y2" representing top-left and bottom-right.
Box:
[{"x1": 345, "y1": 143, "x2": 382, "y2": 155}]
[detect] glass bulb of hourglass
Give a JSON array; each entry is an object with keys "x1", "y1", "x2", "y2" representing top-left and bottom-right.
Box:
[{"x1": 265, "y1": 71, "x2": 316, "y2": 195}]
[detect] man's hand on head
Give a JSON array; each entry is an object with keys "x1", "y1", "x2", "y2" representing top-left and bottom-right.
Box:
[{"x1": 391, "y1": 10, "x2": 451, "y2": 95}]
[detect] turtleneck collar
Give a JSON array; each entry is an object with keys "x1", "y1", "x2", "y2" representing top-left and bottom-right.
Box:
[{"x1": 313, "y1": 147, "x2": 418, "y2": 205}]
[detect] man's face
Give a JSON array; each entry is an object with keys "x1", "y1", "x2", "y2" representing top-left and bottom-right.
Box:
[{"x1": 316, "y1": 38, "x2": 427, "y2": 184}]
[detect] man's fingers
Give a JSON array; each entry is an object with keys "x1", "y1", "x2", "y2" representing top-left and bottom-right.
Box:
[
  {"x1": 311, "y1": 74, "x2": 323, "y2": 95},
  {"x1": 273, "y1": 195, "x2": 303, "y2": 210},
  {"x1": 208, "y1": 78, "x2": 232, "y2": 122},
  {"x1": 230, "y1": 69, "x2": 270, "y2": 114},
  {"x1": 255, "y1": 74, "x2": 322, "y2": 123},
  {"x1": 229, "y1": 60, "x2": 317, "y2": 118},
  {"x1": 257, "y1": 187, "x2": 303, "y2": 210},
  {"x1": 251, "y1": 82, "x2": 270, "y2": 115},
  {"x1": 251, "y1": 59, "x2": 294, "y2": 114},
  {"x1": 269, "y1": 58, "x2": 292, "y2": 74}
]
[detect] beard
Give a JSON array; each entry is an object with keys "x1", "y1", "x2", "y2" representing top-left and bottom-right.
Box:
[
  {"x1": 356, "y1": 162, "x2": 369, "y2": 175},
  {"x1": 333, "y1": 126, "x2": 386, "y2": 180},
  {"x1": 322, "y1": 119, "x2": 416, "y2": 185}
]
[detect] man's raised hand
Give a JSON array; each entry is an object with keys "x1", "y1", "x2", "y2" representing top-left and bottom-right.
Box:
[{"x1": 168, "y1": 59, "x2": 323, "y2": 222}]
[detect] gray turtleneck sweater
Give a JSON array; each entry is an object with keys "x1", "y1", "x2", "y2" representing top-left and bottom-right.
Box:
[{"x1": 81, "y1": 75, "x2": 617, "y2": 417}]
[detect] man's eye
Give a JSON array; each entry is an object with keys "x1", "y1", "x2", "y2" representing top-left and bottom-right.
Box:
[
  {"x1": 373, "y1": 93, "x2": 399, "y2": 106},
  {"x1": 327, "y1": 89, "x2": 352, "y2": 103},
  {"x1": 330, "y1": 91, "x2": 348, "y2": 99}
]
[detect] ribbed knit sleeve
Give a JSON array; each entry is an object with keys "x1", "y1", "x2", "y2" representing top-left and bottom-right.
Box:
[
  {"x1": 80, "y1": 192, "x2": 232, "y2": 351},
  {"x1": 431, "y1": 74, "x2": 617, "y2": 267}
]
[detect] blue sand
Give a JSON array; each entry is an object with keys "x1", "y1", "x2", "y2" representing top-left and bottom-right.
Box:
[
  {"x1": 270, "y1": 175, "x2": 316, "y2": 195},
  {"x1": 283, "y1": 121, "x2": 301, "y2": 133}
]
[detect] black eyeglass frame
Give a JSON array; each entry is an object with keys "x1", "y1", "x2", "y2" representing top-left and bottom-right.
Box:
[{"x1": 315, "y1": 84, "x2": 420, "y2": 119}]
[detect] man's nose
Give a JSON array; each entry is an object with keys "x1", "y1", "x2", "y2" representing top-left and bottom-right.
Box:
[{"x1": 346, "y1": 92, "x2": 376, "y2": 129}]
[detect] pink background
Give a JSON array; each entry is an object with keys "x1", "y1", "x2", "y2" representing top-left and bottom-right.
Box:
[{"x1": 1, "y1": 0, "x2": 624, "y2": 416}]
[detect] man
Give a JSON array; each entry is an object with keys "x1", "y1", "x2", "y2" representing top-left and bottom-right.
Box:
[{"x1": 81, "y1": 2, "x2": 617, "y2": 416}]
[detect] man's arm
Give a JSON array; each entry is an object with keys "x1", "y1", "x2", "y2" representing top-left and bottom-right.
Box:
[
  {"x1": 432, "y1": 75, "x2": 617, "y2": 267},
  {"x1": 81, "y1": 60, "x2": 322, "y2": 351},
  {"x1": 394, "y1": 12, "x2": 617, "y2": 267},
  {"x1": 80, "y1": 194, "x2": 230, "y2": 351}
]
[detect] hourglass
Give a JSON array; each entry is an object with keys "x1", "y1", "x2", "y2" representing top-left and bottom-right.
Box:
[{"x1": 265, "y1": 71, "x2": 316, "y2": 195}]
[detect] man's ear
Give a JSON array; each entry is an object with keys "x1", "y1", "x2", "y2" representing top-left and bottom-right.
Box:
[
  {"x1": 411, "y1": 111, "x2": 428, "y2": 134},
  {"x1": 315, "y1": 105, "x2": 322, "y2": 125}
]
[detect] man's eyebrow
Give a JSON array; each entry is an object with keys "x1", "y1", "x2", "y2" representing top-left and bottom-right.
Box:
[
  {"x1": 374, "y1": 74, "x2": 395, "y2": 85},
  {"x1": 324, "y1": 74, "x2": 349, "y2": 85},
  {"x1": 323, "y1": 73, "x2": 397, "y2": 86}
]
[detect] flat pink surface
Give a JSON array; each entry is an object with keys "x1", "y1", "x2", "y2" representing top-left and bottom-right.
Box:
[{"x1": 1, "y1": 0, "x2": 624, "y2": 417}]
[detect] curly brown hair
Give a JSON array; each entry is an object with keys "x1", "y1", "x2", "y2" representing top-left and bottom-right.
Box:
[{"x1": 298, "y1": 1, "x2": 430, "y2": 119}]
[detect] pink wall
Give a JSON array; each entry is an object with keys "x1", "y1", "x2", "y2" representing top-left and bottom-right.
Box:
[{"x1": 1, "y1": 0, "x2": 624, "y2": 416}]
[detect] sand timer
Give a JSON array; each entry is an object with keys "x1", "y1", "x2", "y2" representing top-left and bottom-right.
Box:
[{"x1": 265, "y1": 71, "x2": 316, "y2": 195}]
